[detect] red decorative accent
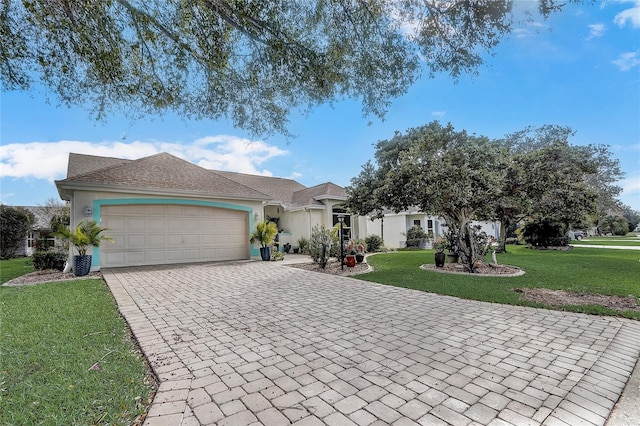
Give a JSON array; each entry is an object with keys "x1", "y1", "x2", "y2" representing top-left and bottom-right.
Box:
[{"x1": 345, "y1": 255, "x2": 356, "y2": 267}]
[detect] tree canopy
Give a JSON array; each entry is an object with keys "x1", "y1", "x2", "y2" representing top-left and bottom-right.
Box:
[
  {"x1": 347, "y1": 121, "x2": 509, "y2": 271},
  {"x1": 1, "y1": 0, "x2": 584, "y2": 136},
  {"x1": 0, "y1": 205, "x2": 33, "y2": 259},
  {"x1": 346, "y1": 121, "x2": 623, "y2": 270}
]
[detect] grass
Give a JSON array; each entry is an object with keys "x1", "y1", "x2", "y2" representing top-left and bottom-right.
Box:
[
  {"x1": 0, "y1": 274, "x2": 153, "y2": 425},
  {"x1": 0, "y1": 257, "x2": 35, "y2": 284},
  {"x1": 360, "y1": 245, "x2": 640, "y2": 320}
]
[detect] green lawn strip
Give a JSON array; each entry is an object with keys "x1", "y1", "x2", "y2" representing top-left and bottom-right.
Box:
[
  {"x1": 361, "y1": 246, "x2": 640, "y2": 320},
  {"x1": 0, "y1": 279, "x2": 152, "y2": 425},
  {"x1": 0, "y1": 257, "x2": 35, "y2": 284},
  {"x1": 572, "y1": 239, "x2": 640, "y2": 246}
]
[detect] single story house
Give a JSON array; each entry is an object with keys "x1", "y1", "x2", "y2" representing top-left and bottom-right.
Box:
[
  {"x1": 55, "y1": 152, "x2": 499, "y2": 271},
  {"x1": 55, "y1": 152, "x2": 352, "y2": 270},
  {"x1": 13, "y1": 206, "x2": 67, "y2": 256},
  {"x1": 354, "y1": 207, "x2": 499, "y2": 250}
]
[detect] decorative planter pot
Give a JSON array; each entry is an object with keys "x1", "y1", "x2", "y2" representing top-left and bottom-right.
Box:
[
  {"x1": 345, "y1": 255, "x2": 356, "y2": 267},
  {"x1": 355, "y1": 253, "x2": 365, "y2": 263},
  {"x1": 293, "y1": 247, "x2": 299, "y2": 254},
  {"x1": 259, "y1": 247, "x2": 271, "y2": 261},
  {"x1": 434, "y1": 252, "x2": 446, "y2": 267},
  {"x1": 73, "y1": 254, "x2": 92, "y2": 276}
]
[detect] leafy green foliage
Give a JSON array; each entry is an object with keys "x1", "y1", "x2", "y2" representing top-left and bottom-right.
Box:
[
  {"x1": 522, "y1": 220, "x2": 569, "y2": 247},
  {"x1": 365, "y1": 234, "x2": 384, "y2": 253},
  {"x1": 405, "y1": 225, "x2": 429, "y2": 248},
  {"x1": 348, "y1": 121, "x2": 508, "y2": 272},
  {"x1": 496, "y1": 125, "x2": 622, "y2": 243},
  {"x1": 600, "y1": 215, "x2": 630, "y2": 236},
  {"x1": 296, "y1": 236, "x2": 309, "y2": 255},
  {"x1": 0, "y1": 205, "x2": 33, "y2": 259},
  {"x1": 250, "y1": 220, "x2": 278, "y2": 248},
  {"x1": 54, "y1": 220, "x2": 114, "y2": 256},
  {"x1": 1, "y1": 1, "x2": 584, "y2": 136},
  {"x1": 0, "y1": 279, "x2": 152, "y2": 425},
  {"x1": 31, "y1": 249, "x2": 67, "y2": 271},
  {"x1": 348, "y1": 121, "x2": 622, "y2": 266}
]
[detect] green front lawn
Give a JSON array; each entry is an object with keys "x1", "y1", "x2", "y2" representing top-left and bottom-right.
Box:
[
  {"x1": 0, "y1": 274, "x2": 153, "y2": 425},
  {"x1": 0, "y1": 257, "x2": 35, "y2": 284},
  {"x1": 361, "y1": 245, "x2": 640, "y2": 320}
]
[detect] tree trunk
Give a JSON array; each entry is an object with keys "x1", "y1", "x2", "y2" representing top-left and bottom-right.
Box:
[{"x1": 498, "y1": 219, "x2": 509, "y2": 253}]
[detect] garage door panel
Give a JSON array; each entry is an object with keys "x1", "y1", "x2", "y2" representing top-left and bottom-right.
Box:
[
  {"x1": 183, "y1": 219, "x2": 200, "y2": 231},
  {"x1": 166, "y1": 234, "x2": 183, "y2": 246},
  {"x1": 126, "y1": 234, "x2": 148, "y2": 248},
  {"x1": 146, "y1": 251, "x2": 166, "y2": 262},
  {"x1": 147, "y1": 235, "x2": 165, "y2": 246},
  {"x1": 101, "y1": 204, "x2": 249, "y2": 267},
  {"x1": 125, "y1": 251, "x2": 147, "y2": 265},
  {"x1": 147, "y1": 218, "x2": 165, "y2": 231}
]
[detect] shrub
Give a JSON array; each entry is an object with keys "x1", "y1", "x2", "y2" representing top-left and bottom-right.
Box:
[
  {"x1": 32, "y1": 249, "x2": 67, "y2": 271},
  {"x1": 329, "y1": 224, "x2": 342, "y2": 258},
  {"x1": 296, "y1": 237, "x2": 309, "y2": 254},
  {"x1": 271, "y1": 251, "x2": 284, "y2": 261},
  {"x1": 523, "y1": 220, "x2": 568, "y2": 247},
  {"x1": 308, "y1": 225, "x2": 332, "y2": 268},
  {"x1": 1, "y1": 206, "x2": 33, "y2": 259},
  {"x1": 405, "y1": 226, "x2": 429, "y2": 248},
  {"x1": 365, "y1": 234, "x2": 384, "y2": 252}
]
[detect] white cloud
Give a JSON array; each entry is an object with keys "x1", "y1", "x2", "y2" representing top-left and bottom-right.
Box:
[
  {"x1": 0, "y1": 136, "x2": 288, "y2": 181},
  {"x1": 619, "y1": 172, "x2": 640, "y2": 211},
  {"x1": 613, "y1": 0, "x2": 640, "y2": 28},
  {"x1": 612, "y1": 50, "x2": 640, "y2": 70},
  {"x1": 432, "y1": 111, "x2": 446, "y2": 118},
  {"x1": 587, "y1": 23, "x2": 606, "y2": 39}
]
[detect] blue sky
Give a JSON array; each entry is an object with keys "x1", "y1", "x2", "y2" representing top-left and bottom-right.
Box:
[{"x1": 2, "y1": 1, "x2": 639, "y2": 211}]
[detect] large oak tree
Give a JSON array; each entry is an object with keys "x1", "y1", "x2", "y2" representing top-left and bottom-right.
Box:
[{"x1": 2, "y1": 0, "x2": 584, "y2": 136}]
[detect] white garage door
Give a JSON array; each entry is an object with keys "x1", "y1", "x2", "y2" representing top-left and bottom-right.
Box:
[{"x1": 100, "y1": 204, "x2": 249, "y2": 267}]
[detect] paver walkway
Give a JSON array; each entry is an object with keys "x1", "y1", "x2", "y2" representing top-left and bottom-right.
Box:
[{"x1": 102, "y1": 261, "x2": 640, "y2": 426}]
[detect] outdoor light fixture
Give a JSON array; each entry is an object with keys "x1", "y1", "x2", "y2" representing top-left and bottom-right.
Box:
[
  {"x1": 337, "y1": 214, "x2": 345, "y2": 270},
  {"x1": 84, "y1": 206, "x2": 93, "y2": 217}
]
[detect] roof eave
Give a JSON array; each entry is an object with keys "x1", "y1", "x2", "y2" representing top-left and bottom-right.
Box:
[{"x1": 55, "y1": 182, "x2": 271, "y2": 202}]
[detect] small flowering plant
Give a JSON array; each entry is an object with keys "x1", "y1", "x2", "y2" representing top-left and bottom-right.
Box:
[{"x1": 432, "y1": 236, "x2": 449, "y2": 253}]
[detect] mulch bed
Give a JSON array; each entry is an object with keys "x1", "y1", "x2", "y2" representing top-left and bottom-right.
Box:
[
  {"x1": 3, "y1": 269, "x2": 103, "y2": 286},
  {"x1": 515, "y1": 288, "x2": 640, "y2": 312},
  {"x1": 420, "y1": 262, "x2": 524, "y2": 276},
  {"x1": 287, "y1": 259, "x2": 371, "y2": 276}
]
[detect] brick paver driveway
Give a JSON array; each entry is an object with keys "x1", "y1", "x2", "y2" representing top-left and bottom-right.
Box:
[{"x1": 103, "y1": 261, "x2": 640, "y2": 426}]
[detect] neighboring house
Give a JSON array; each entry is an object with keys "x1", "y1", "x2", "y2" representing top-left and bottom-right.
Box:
[
  {"x1": 353, "y1": 207, "x2": 499, "y2": 250},
  {"x1": 55, "y1": 152, "x2": 351, "y2": 270},
  {"x1": 13, "y1": 206, "x2": 64, "y2": 256},
  {"x1": 54, "y1": 152, "x2": 500, "y2": 271}
]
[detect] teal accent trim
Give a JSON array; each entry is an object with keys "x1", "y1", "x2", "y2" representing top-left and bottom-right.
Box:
[{"x1": 91, "y1": 198, "x2": 258, "y2": 267}]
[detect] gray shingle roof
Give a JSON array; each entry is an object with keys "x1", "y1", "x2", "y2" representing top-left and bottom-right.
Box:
[
  {"x1": 58, "y1": 152, "x2": 347, "y2": 206},
  {"x1": 67, "y1": 153, "x2": 131, "y2": 178},
  {"x1": 216, "y1": 170, "x2": 306, "y2": 204},
  {"x1": 291, "y1": 183, "x2": 347, "y2": 207},
  {"x1": 58, "y1": 153, "x2": 269, "y2": 199}
]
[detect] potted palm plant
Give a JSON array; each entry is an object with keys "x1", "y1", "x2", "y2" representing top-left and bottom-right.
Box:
[
  {"x1": 54, "y1": 220, "x2": 113, "y2": 276},
  {"x1": 250, "y1": 220, "x2": 278, "y2": 261}
]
